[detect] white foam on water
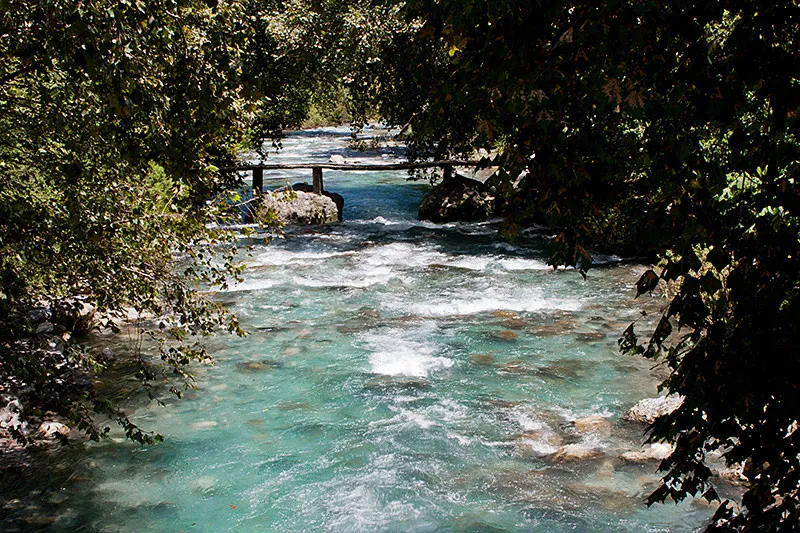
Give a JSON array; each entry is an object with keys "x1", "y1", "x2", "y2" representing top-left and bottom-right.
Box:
[
  {"x1": 380, "y1": 407, "x2": 437, "y2": 429},
  {"x1": 493, "y1": 241, "x2": 521, "y2": 252},
  {"x1": 513, "y1": 411, "x2": 548, "y2": 432},
  {"x1": 367, "y1": 343, "x2": 453, "y2": 377},
  {"x1": 445, "y1": 256, "x2": 492, "y2": 270},
  {"x1": 383, "y1": 398, "x2": 469, "y2": 431},
  {"x1": 510, "y1": 410, "x2": 565, "y2": 456},
  {"x1": 447, "y1": 431, "x2": 476, "y2": 446},
  {"x1": 496, "y1": 257, "x2": 551, "y2": 271},
  {"x1": 445, "y1": 255, "x2": 551, "y2": 272},
  {"x1": 360, "y1": 242, "x2": 447, "y2": 269},
  {"x1": 323, "y1": 484, "x2": 422, "y2": 532},
  {"x1": 249, "y1": 248, "x2": 353, "y2": 267},
  {"x1": 356, "y1": 216, "x2": 414, "y2": 226},
  {"x1": 361, "y1": 323, "x2": 453, "y2": 377},
  {"x1": 383, "y1": 285, "x2": 581, "y2": 317},
  {"x1": 429, "y1": 398, "x2": 469, "y2": 422},
  {"x1": 291, "y1": 264, "x2": 406, "y2": 289}
]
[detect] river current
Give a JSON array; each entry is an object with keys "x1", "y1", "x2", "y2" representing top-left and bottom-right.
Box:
[{"x1": 3, "y1": 128, "x2": 719, "y2": 531}]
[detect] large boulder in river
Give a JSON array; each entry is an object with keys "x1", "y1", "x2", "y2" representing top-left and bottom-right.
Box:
[
  {"x1": 418, "y1": 172, "x2": 496, "y2": 222},
  {"x1": 256, "y1": 187, "x2": 339, "y2": 225},
  {"x1": 291, "y1": 183, "x2": 344, "y2": 221}
]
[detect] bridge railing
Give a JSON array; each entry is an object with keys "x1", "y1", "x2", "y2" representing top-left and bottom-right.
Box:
[{"x1": 216, "y1": 160, "x2": 479, "y2": 195}]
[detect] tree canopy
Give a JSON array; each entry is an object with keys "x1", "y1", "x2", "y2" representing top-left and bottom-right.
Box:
[
  {"x1": 360, "y1": 0, "x2": 799, "y2": 529},
  {"x1": 0, "y1": 0, "x2": 265, "y2": 443}
]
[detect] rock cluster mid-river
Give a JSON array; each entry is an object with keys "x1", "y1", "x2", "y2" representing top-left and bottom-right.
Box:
[{"x1": 2, "y1": 128, "x2": 722, "y2": 531}]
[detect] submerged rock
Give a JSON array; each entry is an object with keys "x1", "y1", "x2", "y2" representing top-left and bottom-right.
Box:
[
  {"x1": 574, "y1": 331, "x2": 607, "y2": 342},
  {"x1": 478, "y1": 397, "x2": 518, "y2": 409},
  {"x1": 536, "y1": 360, "x2": 585, "y2": 381},
  {"x1": 526, "y1": 316, "x2": 579, "y2": 337},
  {"x1": 469, "y1": 353, "x2": 496, "y2": 366},
  {"x1": 490, "y1": 330, "x2": 519, "y2": 341},
  {"x1": 500, "y1": 318, "x2": 528, "y2": 330},
  {"x1": 514, "y1": 430, "x2": 565, "y2": 457},
  {"x1": 236, "y1": 359, "x2": 283, "y2": 373},
  {"x1": 276, "y1": 401, "x2": 312, "y2": 411},
  {"x1": 364, "y1": 375, "x2": 431, "y2": 390},
  {"x1": 491, "y1": 310, "x2": 520, "y2": 319},
  {"x1": 565, "y1": 483, "x2": 635, "y2": 512},
  {"x1": 256, "y1": 187, "x2": 339, "y2": 225},
  {"x1": 418, "y1": 172, "x2": 496, "y2": 222},
  {"x1": 498, "y1": 360, "x2": 532, "y2": 374},
  {"x1": 550, "y1": 443, "x2": 605, "y2": 463},
  {"x1": 622, "y1": 395, "x2": 684, "y2": 424},
  {"x1": 572, "y1": 416, "x2": 613, "y2": 436}
]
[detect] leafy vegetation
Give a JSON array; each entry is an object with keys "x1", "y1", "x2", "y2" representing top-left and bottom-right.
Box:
[
  {"x1": 362, "y1": 0, "x2": 799, "y2": 530},
  {"x1": 0, "y1": 0, "x2": 264, "y2": 444}
]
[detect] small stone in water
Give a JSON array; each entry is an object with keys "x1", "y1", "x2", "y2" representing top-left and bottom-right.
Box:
[
  {"x1": 236, "y1": 359, "x2": 283, "y2": 372},
  {"x1": 491, "y1": 310, "x2": 520, "y2": 319},
  {"x1": 336, "y1": 325, "x2": 363, "y2": 334},
  {"x1": 359, "y1": 309, "x2": 381, "y2": 320},
  {"x1": 192, "y1": 420, "x2": 218, "y2": 429},
  {"x1": 491, "y1": 330, "x2": 519, "y2": 341},
  {"x1": 500, "y1": 318, "x2": 528, "y2": 329},
  {"x1": 575, "y1": 331, "x2": 607, "y2": 342},
  {"x1": 499, "y1": 360, "x2": 530, "y2": 374},
  {"x1": 364, "y1": 376, "x2": 431, "y2": 390},
  {"x1": 478, "y1": 397, "x2": 518, "y2": 409},
  {"x1": 469, "y1": 353, "x2": 495, "y2": 366}
]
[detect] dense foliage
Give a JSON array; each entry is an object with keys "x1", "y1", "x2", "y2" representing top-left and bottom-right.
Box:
[
  {"x1": 361, "y1": 0, "x2": 799, "y2": 530},
  {"x1": 0, "y1": 0, "x2": 264, "y2": 443}
]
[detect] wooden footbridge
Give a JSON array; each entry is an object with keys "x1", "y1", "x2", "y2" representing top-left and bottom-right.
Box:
[{"x1": 217, "y1": 160, "x2": 479, "y2": 195}]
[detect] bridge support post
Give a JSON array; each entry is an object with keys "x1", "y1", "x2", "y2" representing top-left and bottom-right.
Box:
[
  {"x1": 252, "y1": 167, "x2": 263, "y2": 196},
  {"x1": 312, "y1": 167, "x2": 323, "y2": 194},
  {"x1": 443, "y1": 165, "x2": 453, "y2": 181}
]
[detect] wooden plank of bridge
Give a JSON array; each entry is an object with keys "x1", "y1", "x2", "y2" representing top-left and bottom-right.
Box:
[{"x1": 215, "y1": 160, "x2": 478, "y2": 173}]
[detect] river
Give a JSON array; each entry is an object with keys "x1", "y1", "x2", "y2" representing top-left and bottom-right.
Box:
[{"x1": 2, "y1": 128, "x2": 721, "y2": 532}]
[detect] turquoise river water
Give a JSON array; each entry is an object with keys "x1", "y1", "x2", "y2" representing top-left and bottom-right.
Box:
[{"x1": 2, "y1": 128, "x2": 724, "y2": 532}]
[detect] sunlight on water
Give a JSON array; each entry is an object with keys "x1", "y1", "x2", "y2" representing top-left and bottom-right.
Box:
[{"x1": 2, "y1": 128, "x2": 724, "y2": 532}]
